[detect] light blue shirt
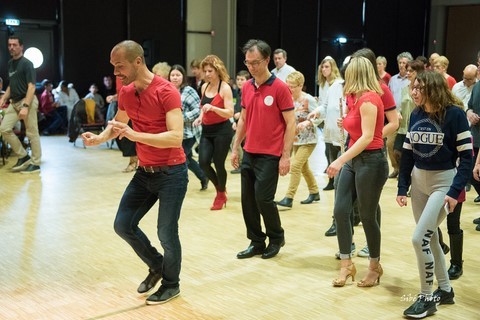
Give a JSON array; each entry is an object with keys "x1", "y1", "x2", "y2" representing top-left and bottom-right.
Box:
[{"x1": 388, "y1": 73, "x2": 410, "y2": 110}]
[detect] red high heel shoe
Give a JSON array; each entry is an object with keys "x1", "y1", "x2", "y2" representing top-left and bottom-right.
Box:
[{"x1": 211, "y1": 191, "x2": 227, "y2": 210}]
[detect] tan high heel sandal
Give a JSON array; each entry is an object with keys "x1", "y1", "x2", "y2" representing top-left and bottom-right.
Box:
[
  {"x1": 332, "y1": 263, "x2": 357, "y2": 287},
  {"x1": 357, "y1": 264, "x2": 383, "y2": 287},
  {"x1": 122, "y1": 156, "x2": 138, "y2": 173}
]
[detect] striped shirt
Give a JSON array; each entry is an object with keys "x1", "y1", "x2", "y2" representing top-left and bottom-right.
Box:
[{"x1": 398, "y1": 105, "x2": 472, "y2": 199}]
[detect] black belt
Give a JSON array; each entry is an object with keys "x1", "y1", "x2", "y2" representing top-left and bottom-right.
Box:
[
  {"x1": 361, "y1": 149, "x2": 383, "y2": 154},
  {"x1": 137, "y1": 165, "x2": 170, "y2": 173}
]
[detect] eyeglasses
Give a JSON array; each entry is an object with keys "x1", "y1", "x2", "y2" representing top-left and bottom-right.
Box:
[
  {"x1": 244, "y1": 59, "x2": 265, "y2": 67},
  {"x1": 411, "y1": 85, "x2": 425, "y2": 92}
]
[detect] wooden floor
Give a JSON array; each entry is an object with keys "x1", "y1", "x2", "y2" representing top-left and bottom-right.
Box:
[{"x1": 1, "y1": 135, "x2": 480, "y2": 320}]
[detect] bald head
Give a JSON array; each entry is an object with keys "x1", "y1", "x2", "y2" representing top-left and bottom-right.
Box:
[
  {"x1": 464, "y1": 64, "x2": 477, "y2": 76},
  {"x1": 111, "y1": 40, "x2": 145, "y2": 64},
  {"x1": 463, "y1": 64, "x2": 478, "y2": 87}
]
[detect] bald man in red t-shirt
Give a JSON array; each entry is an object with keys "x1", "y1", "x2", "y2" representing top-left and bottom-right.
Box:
[{"x1": 82, "y1": 40, "x2": 187, "y2": 305}]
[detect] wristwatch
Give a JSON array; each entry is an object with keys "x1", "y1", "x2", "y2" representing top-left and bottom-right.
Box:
[{"x1": 21, "y1": 103, "x2": 29, "y2": 109}]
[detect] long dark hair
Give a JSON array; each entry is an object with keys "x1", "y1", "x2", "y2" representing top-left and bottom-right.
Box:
[
  {"x1": 415, "y1": 71, "x2": 462, "y2": 123},
  {"x1": 168, "y1": 64, "x2": 187, "y2": 90}
]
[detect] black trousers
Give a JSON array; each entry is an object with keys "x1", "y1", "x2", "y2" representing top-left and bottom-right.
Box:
[{"x1": 240, "y1": 151, "x2": 284, "y2": 246}]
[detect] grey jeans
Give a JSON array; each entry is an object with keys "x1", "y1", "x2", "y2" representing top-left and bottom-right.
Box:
[{"x1": 334, "y1": 149, "x2": 388, "y2": 260}]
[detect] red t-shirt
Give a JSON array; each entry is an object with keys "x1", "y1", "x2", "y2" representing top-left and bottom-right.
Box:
[
  {"x1": 447, "y1": 75, "x2": 457, "y2": 90},
  {"x1": 241, "y1": 76, "x2": 294, "y2": 156},
  {"x1": 344, "y1": 91, "x2": 384, "y2": 150},
  {"x1": 39, "y1": 89, "x2": 55, "y2": 114},
  {"x1": 382, "y1": 73, "x2": 392, "y2": 86},
  {"x1": 118, "y1": 75, "x2": 185, "y2": 166},
  {"x1": 380, "y1": 82, "x2": 396, "y2": 111}
]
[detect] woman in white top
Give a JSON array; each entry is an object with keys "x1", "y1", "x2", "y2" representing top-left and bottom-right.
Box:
[{"x1": 317, "y1": 57, "x2": 342, "y2": 190}]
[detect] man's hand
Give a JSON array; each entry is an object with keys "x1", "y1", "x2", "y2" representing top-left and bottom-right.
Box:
[
  {"x1": 231, "y1": 150, "x2": 240, "y2": 169},
  {"x1": 18, "y1": 107, "x2": 28, "y2": 120},
  {"x1": 467, "y1": 110, "x2": 480, "y2": 125},
  {"x1": 110, "y1": 120, "x2": 136, "y2": 141},
  {"x1": 279, "y1": 154, "x2": 290, "y2": 176},
  {"x1": 82, "y1": 132, "x2": 101, "y2": 146}
]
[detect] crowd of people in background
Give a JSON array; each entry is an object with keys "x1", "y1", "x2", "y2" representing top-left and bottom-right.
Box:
[{"x1": 3, "y1": 34, "x2": 480, "y2": 318}]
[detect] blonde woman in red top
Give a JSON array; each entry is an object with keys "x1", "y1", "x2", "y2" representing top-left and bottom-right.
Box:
[{"x1": 328, "y1": 56, "x2": 388, "y2": 287}]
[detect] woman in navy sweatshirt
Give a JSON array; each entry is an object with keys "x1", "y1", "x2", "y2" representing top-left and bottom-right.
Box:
[{"x1": 397, "y1": 71, "x2": 472, "y2": 319}]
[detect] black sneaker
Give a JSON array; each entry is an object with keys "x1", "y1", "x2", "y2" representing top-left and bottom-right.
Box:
[
  {"x1": 432, "y1": 287, "x2": 455, "y2": 305},
  {"x1": 146, "y1": 285, "x2": 180, "y2": 305},
  {"x1": 403, "y1": 294, "x2": 437, "y2": 319},
  {"x1": 11, "y1": 155, "x2": 31, "y2": 172},
  {"x1": 137, "y1": 269, "x2": 162, "y2": 294},
  {"x1": 20, "y1": 164, "x2": 40, "y2": 174}
]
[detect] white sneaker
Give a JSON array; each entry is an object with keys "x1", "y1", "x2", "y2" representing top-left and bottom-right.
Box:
[
  {"x1": 357, "y1": 245, "x2": 369, "y2": 257},
  {"x1": 335, "y1": 243, "x2": 356, "y2": 259}
]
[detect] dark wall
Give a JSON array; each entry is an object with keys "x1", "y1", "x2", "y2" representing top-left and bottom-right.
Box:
[
  {"x1": 318, "y1": 0, "x2": 366, "y2": 89},
  {"x1": 237, "y1": 0, "x2": 319, "y2": 95},
  {"x1": 1, "y1": 0, "x2": 185, "y2": 96},
  {"x1": 365, "y1": 0, "x2": 430, "y2": 76},
  {"x1": 237, "y1": 0, "x2": 430, "y2": 95},
  {"x1": 2, "y1": 0, "x2": 430, "y2": 97},
  {"x1": 0, "y1": 0, "x2": 58, "y2": 20},
  {"x1": 61, "y1": 0, "x2": 185, "y2": 96},
  {"x1": 60, "y1": 0, "x2": 127, "y2": 96},
  {"x1": 128, "y1": 0, "x2": 185, "y2": 69},
  {"x1": 445, "y1": 5, "x2": 480, "y2": 80},
  {"x1": 0, "y1": 0, "x2": 59, "y2": 87}
]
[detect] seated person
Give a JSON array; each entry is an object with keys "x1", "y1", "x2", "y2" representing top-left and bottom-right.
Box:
[
  {"x1": 39, "y1": 79, "x2": 67, "y2": 135},
  {"x1": 84, "y1": 83, "x2": 106, "y2": 119}
]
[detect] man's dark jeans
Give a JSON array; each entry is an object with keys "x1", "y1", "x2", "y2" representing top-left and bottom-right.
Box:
[{"x1": 114, "y1": 163, "x2": 188, "y2": 287}]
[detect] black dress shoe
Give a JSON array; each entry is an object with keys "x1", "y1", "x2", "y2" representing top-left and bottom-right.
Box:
[
  {"x1": 448, "y1": 263, "x2": 463, "y2": 280},
  {"x1": 323, "y1": 178, "x2": 334, "y2": 191},
  {"x1": 261, "y1": 240, "x2": 285, "y2": 259},
  {"x1": 276, "y1": 197, "x2": 293, "y2": 208},
  {"x1": 300, "y1": 193, "x2": 320, "y2": 204},
  {"x1": 474, "y1": 196, "x2": 480, "y2": 203},
  {"x1": 237, "y1": 245, "x2": 265, "y2": 259},
  {"x1": 473, "y1": 217, "x2": 480, "y2": 224},
  {"x1": 325, "y1": 220, "x2": 336, "y2": 237},
  {"x1": 200, "y1": 178, "x2": 208, "y2": 191},
  {"x1": 137, "y1": 269, "x2": 162, "y2": 293}
]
